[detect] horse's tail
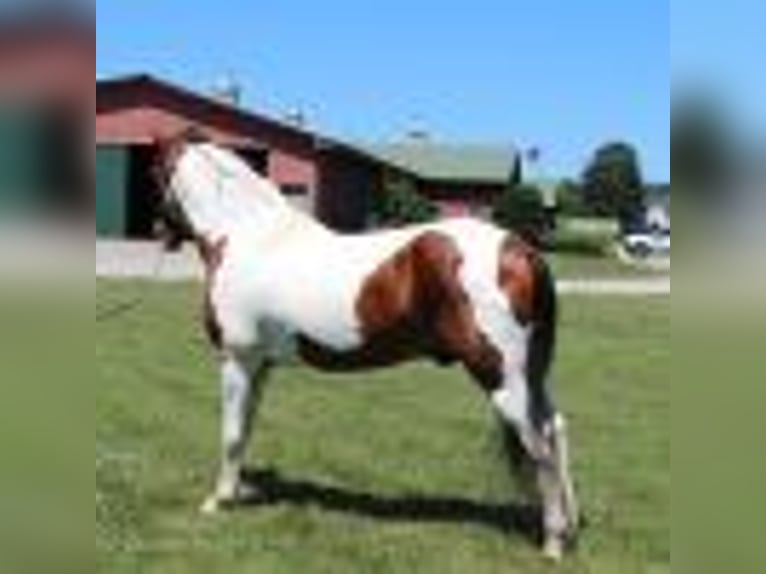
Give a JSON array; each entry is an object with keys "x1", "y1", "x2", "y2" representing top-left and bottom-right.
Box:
[{"x1": 526, "y1": 250, "x2": 558, "y2": 431}]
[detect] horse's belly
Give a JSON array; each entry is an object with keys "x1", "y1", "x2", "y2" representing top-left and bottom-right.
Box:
[
  {"x1": 212, "y1": 266, "x2": 359, "y2": 353},
  {"x1": 252, "y1": 237, "x2": 420, "y2": 351},
  {"x1": 294, "y1": 324, "x2": 435, "y2": 371}
]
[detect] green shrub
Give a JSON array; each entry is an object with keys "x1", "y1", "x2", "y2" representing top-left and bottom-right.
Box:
[
  {"x1": 372, "y1": 177, "x2": 437, "y2": 225},
  {"x1": 549, "y1": 218, "x2": 616, "y2": 256},
  {"x1": 550, "y1": 227, "x2": 610, "y2": 257},
  {"x1": 492, "y1": 183, "x2": 547, "y2": 245},
  {"x1": 556, "y1": 179, "x2": 593, "y2": 218}
]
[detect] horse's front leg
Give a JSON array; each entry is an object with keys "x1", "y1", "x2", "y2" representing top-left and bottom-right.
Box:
[{"x1": 201, "y1": 350, "x2": 269, "y2": 514}]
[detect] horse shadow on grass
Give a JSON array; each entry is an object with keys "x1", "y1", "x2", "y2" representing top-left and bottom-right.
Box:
[{"x1": 240, "y1": 467, "x2": 543, "y2": 544}]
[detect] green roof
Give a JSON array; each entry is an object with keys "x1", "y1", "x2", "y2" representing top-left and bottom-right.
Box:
[{"x1": 361, "y1": 143, "x2": 517, "y2": 184}]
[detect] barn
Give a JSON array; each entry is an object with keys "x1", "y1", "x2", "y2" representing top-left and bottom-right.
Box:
[
  {"x1": 96, "y1": 74, "x2": 386, "y2": 237},
  {"x1": 364, "y1": 142, "x2": 519, "y2": 218},
  {"x1": 96, "y1": 75, "x2": 520, "y2": 238}
]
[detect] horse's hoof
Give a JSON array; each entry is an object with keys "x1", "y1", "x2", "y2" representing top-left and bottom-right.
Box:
[
  {"x1": 542, "y1": 537, "x2": 564, "y2": 562},
  {"x1": 200, "y1": 494, "x2": 223, "y2": 515},
  {"x1": 200, "y1": 482, "x2": 261, "y2": 515}
]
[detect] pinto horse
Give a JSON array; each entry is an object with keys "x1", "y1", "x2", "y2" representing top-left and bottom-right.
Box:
[{"x1": 153, "y1": 131, "x2": 579, "y2": 560}]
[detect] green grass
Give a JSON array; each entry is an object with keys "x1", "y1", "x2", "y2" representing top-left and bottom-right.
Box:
[
  {"x1": 546, "y1": 252, "x2": 666, "y2": 279},
  {"x1": 97, "y1": 281, "x2": 669, "y2": 573},
  {"x1": 546, "y1": 217, "x2": 666, "y2": 279}
]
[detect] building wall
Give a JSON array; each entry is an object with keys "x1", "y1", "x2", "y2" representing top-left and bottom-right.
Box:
[
  {"x1": 94, "y1": 78, "x2": 509, "y2": 237},
  {"x1": 268, "y1": 149, "x2": 317, "y2": 190},
  {"x1": 97, "y1": 93, "x2": 250, "y2": 147},
  {"x1": 96, "y1": 83, "x2": 319, "y2": 191},
  {"x1": 419, "y1": 182, "x2": 503, "y2": 219}
]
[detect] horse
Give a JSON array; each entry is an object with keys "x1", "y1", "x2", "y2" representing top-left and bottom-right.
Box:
[{"x1": 152, "y1": 130, "x2": 580, "y2": 560}]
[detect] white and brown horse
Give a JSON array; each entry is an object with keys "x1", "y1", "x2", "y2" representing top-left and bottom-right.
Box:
[{"x1": 154, "y1": 131, "x2": 579, "y2": 560}]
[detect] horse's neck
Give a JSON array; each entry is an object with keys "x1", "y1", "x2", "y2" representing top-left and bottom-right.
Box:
[
  {"x1": 177, "y1": 144, "x2": 332, "y2": 244},
  {"x1": 180, "y1": 177, "x2": 328, "y2": 245}
]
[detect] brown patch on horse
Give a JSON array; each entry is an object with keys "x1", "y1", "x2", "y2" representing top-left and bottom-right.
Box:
[
  {"x1": 498, "y1": 235, "x2": 538, "y2": 325},
  {"x1": 297, "y1": 231, "x2": 504, "y2": 391},
  {"x1": 196, "y1": 235, "x2": 228, "y2": 349}
]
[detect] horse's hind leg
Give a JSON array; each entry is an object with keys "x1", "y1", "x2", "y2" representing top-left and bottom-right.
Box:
[
  {"x1": 492, "y1": 374, "x2": 575, "y2": 561},
  {"x1": 201, "y1": 349, "x2": 269, "y2": 514},
  {"x1": 536, "y1": 411, "x2": 580, "y2": 559},
  {"x1": 547, "y1": 411, "x2": 579, "y2": 535}
]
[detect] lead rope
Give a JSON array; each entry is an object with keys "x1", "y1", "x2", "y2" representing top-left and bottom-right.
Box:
[{"x1": 96, "y1": 240, "x2": 168, "y2": 323}]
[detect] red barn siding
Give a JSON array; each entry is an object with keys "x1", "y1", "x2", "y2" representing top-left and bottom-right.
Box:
[
  {"x1": 268, "y1": 149, "x2": 317, "y2": 189},
  {"x1": 419, "y1": 181, "x2": 503, "y2": 218},
  {"x1": 96, "y1": 104, "x2": 256, "y2": 150}
]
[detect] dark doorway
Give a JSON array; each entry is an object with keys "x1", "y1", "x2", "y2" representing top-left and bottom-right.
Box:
[
  {"x1": 126, "y1": 145, "x2": 160, "y2": 238},
  {"x1": 122, "y1": 144, "x2": 268, "y2": 239},
  {"x1": 236, "y1": 145, "x2": 268, "y2": 175},
  {"x1": 317, "y1": 150, "x2": 374, "y2": 232}
]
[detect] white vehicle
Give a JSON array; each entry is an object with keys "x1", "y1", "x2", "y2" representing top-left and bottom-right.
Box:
[{"x1": 623, "y1": 228, "x2": 670, "y2": 258}]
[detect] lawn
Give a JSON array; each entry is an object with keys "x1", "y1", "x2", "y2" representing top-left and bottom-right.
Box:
[
  {"x1": 546, "y1": 251, "x2": 666, "y2": 279},
  {"x1": 96, "y1": 281, "x2": 669, "y2": 573},
  {"x1": 547, "y1": 217, "x2": 668, "y2": 279}
]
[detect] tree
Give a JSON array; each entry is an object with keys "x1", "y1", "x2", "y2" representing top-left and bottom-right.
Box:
[
  {"x1": 555, "y1": 178, "x2": 590, "y2": 218},
  {"x1": 371, "y1": 175, "x2": 437, "y2": 226},
  {"x1": 492, "y1": 183, "x2": 547, "y2": 246},
  {"x1": 581, "y1": 142, "x2": 646, "y2": 232}
]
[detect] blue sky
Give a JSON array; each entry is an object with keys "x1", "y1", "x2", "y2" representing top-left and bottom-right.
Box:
[
  {"x1": 672, "y1": 0, "x2": 766, "y2": 145},
  {"x1": 97, "y1": 1, "x2": 669, "y2": 181}
]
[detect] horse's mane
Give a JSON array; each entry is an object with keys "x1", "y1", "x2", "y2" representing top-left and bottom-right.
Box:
[
  {"x1": 175, "y1": 141, "x2": 325, "y2": 242},
  {"x1": 190, "y1": 143, "x2": 289, "y2": 211}
]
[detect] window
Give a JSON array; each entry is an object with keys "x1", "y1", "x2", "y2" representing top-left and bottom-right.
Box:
[{"x1": 281, "y1": 183, "x2": 310, "y2": 196}]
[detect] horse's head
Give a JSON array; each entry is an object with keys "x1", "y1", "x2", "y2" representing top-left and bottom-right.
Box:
[
  {"x1": 151, "y1": 127, "x2": 206, "y2": 251},
  {"x1": 152, "y1": 129, "x2": 295, "y2": 249}
]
